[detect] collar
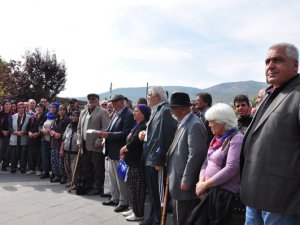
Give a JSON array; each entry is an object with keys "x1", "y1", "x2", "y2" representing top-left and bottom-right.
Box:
[{"x1": 178, "y1": 112, "x2": 192, "y2": 128}]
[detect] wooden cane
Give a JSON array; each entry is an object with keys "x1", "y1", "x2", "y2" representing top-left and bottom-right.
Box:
[
  {"x1": 68, "y1": 146, "x2": 82, "y2": 193},
  {"x1": 161, "y1": 175, "x2": 169, "y2": 225}
]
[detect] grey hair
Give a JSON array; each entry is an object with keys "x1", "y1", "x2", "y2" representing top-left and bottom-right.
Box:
[
  {"x1": 205, "y1": 103, "x2": 238, "y2": 130},
  {"x1": 269, "y1": 43, "x2": 299, "y2": 62},
  {"x1": 148, "y1": 86, "x2": 168, "y2": 102},
  {"x1": 28, "y1": 99, "x2": 36, "y2": 104}
]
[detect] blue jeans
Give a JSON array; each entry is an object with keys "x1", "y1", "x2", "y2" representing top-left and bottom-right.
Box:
[{"x1": 245, "y1": 206, "x2": 300, "y2": 225}]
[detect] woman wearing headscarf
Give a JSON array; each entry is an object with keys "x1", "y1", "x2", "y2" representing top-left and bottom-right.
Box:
[
  {"x1": 0, "y1": 100, "x2": 12, "y2": 171},
  {"x1": 50, "y1": 104, "x2": 70, "y2": 183},
  {"x1": 26, "y1": 103, "x2": 47, "y2": 175},
  {"x1": 60, "y1": 110, "x2": 80, "y2": 188},
  {"x1": 40, "y1": 102, "x2": 60, "y2": 179},
  {"x1": 189, "y1": 103, "x2": 245, "y2": 225},
  {"x1": 119, "y1": 104, "x2": 151, "y2": 222}
]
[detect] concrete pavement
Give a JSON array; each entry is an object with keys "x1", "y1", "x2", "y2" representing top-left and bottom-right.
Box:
[{"x1": 0, "y1": 170, "x2": 173, "y2": 225}]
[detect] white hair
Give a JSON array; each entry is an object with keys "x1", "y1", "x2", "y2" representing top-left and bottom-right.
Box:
[
  {"x1": 148, "y1": 86, "x2": 168, "y2": 102},
  {"x1": 269, "y1": 43, "x2": 299, "y2": 62},
  {"x1": 205, "y1": 103, "x2": 238, "y2": 130}
]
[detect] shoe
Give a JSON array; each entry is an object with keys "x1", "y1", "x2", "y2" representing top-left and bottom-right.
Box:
[
  {"x1": 50, "y1": 176, "x2": 60, "y2": 183},
  {"x1": 25, "y1": 170, "x2": 35, "y2": 175},
  {"x1": 114, "y1": 204, "x2": 128, "y2": 213},
  {"x1": 139, "y1": 219, "x2": 152, "y2": 225},
  {"x1": 10, "y1": 169, "x2": 16, "y2": 174},
  {"x1": 122, "y1": 209, "x2": 133, "y2": 217},
  {"x1": 102, "y1": 200, "x2": 118, "y2": 206},
  {"x1": 20, "y1": 169, "x2": 25, "y2": 174},
  {"x1": 40, "y1": 173, "x2": 50, "y2": 179},
  {"x1": 126, "y1": 213, "x2": 144, "y2": 221},
  {"x1": 100, "y1": 193, "x2": 112, "y2": 198},
  {"x1": 36, "y1": 171, "x2": 42, "y2": 176},
  {"x1": 60, "y1": 178, "x2": 67, "y2": 184}
]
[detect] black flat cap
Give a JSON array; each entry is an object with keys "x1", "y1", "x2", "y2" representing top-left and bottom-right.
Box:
[
  {"x1": 109, "y1": 94, "x2": 127, "y2": 102},
  {"x1": 87, "y1": 93, "x2": 99, "y2": 99},
  {"x1": 69, "y1": 98, "x2": 78, "y2": 103}
]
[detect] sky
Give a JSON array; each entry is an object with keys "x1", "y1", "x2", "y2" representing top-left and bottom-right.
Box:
[{"x1": 0, "y1": 0, "x2": 300, "y2": 97}]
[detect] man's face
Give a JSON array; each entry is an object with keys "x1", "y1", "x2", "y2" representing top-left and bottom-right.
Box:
[
  {"x1": 29, "y1": 100, "x2": 36, "y2": 110},
  {"x1": 69, "y1": 102, "x2": 77, "y2": 110},
  {"x1": 255, "y1": 89, "x2": 265, "y2": 106},
  {"x1": 196, "y1": 96, "x2": 207, "y2": 111},
  {"x1": 235, "y1": 101, "x2": 250, "y2": 117},
  {"x1": 88, "y1": 97, "x2": 99, "y2": 109},
  {"x1": 265, "y1": 47, "x2": 298, "y2": 88},
  {"x1": 112, "y1": 100, "x2": 124, "y2": 111},
  {"x1": 147, "y1": 91, "x2": 160, "y2": 108}
]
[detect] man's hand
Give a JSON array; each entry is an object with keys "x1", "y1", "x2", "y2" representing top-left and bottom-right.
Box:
[
  {"x1": 180, "y1": 183, "x2": 190, "y2": 191},
  {"x1": 95, "y1": 131, "x2": 108, "y2": 139},
  {"x1": 154, "y1": 166, "x2": 163, "y2": 171},
  {"x1": 139, "y1": 130, "x2": 146, "y2": 141}
]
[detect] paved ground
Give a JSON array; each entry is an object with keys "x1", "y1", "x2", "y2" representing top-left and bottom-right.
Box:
[{"x1": 0, "y1": 169, "x2": 173, "y2": 225}]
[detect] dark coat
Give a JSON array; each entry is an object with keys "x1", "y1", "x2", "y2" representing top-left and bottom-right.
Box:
[
  {"x1": 124, "y1": 121, "x2": 146, "y2": 167},
  {"x1": 51, "y1": 116, "x2": 71, "y2": 149},
  {"x1": 240, "y1": 75, "x2": 300, "y2": 216},
  {"x1": 105, "y1": 107, "x2": 135, "y2": 160}
]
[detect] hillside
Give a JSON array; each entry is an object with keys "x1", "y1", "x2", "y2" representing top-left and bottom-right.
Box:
[{"x1": 76, "y1": 80, "x2": 267, "y2": 104}]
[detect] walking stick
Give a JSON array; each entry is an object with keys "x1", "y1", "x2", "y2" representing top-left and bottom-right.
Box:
[
  {"x1": 161, "y1": 175, "x2": 169, "y2": 225},
  {"x1": 68, "y1": 146, "x2": 82, "y2": 193}
]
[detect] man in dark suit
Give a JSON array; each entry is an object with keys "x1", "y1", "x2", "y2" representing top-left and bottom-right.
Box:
[
  {"x1": 241, "y1": 43, "x2": 300, "y2": 224},
  {"x1": 167, "y1": 92, "x2": 207, "y2": 225},
  {"x1": 97, "y1": 94, "x2": 135, "y2": 213},
  {"x1": 139, "y1": 86, "x2": 177, "y2": 225}
]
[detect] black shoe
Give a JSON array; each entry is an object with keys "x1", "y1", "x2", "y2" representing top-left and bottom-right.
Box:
[
  {"x1": 86, "y1": 189, "x2": 100, "y2": 195},
  {"x1": 1, "y1": 167, "x2": 7, "y2": 171},
  {"x1": 10, "y1": 169, "x2": 16, "y2": 174},
  {"x1": 102, "y1": 200, "x2": 118, "y2": 206},
  {"x1": 139, "y1": 220, "x2": 152, "y2": 225},
  {"x1": 100, "y1": 193, "x2": 112, "y2": 198},
  {"x1": 50, "y1": 176, "x2": 60, "y2": 183},
  {"x1": 20, "y1": 169, "x2": 25, "y2": 174},
  {"x1": 40, "y1": 173, "x2": 50, "y2": 179},
  {"x1": 114, "y1": 205, "x2": 128, "y2": 213}
]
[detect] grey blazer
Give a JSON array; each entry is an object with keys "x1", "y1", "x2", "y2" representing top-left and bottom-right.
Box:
[
  {"x1": 9, "y1": 113, "x2": 30, "y2": 146},
  {"x1": 167, "y1": 113, "x2": 207, "y2": 201},
  {"x1": 77, "y1": 106, "x2": 110, "y2": 152},
  {"x1": 241, "y1": 75, "x2": 300, "y2": 216}
]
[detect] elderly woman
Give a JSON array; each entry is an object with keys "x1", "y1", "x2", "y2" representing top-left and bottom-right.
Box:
[
  {"x1": 188, "y1": 103, "x2": 244, "y2": 225},
  {"x1": 119, "y1": 104, "x2": 151, "y2": 222}
]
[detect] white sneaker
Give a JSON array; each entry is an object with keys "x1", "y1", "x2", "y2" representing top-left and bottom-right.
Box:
[
  {"x1": 122, "y1": 209, "x2": 133, "y2": 217},
  {"x1": 125, "y1": 213, "x2": 143, "y2": 221},
  {"x1": 36, "y1": 171, "x2": 42, "y2": 176},
  {"x1": 25, "y1": 170, "x2": 35, "y2": 175}
]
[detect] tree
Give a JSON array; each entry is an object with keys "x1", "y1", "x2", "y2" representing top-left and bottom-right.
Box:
[
  {"x1": 2, "y1": 49, "x2": 67, "y2": 102},
  {"x1": 0, "y1": 57, "x2": 8, "y2": 98}
]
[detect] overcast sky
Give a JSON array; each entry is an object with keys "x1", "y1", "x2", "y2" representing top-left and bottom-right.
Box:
[{"x1": 1, "y1": 0, "x2": 299, "y2": 97}]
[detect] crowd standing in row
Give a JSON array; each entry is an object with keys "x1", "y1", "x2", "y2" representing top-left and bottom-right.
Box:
[{"x1": 0, "y1": 42, "x2": 300, "y2": 225}]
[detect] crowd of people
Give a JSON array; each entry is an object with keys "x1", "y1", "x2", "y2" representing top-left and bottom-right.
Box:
[{"x1": 1, "y1": 42, "x2": 300, "y2": 225}]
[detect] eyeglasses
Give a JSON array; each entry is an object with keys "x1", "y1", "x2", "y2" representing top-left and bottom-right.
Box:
[{"x1": 101, "y1": 104, "x2": 108, "y2": 106}]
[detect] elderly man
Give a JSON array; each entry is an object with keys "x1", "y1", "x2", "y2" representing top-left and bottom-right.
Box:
[
  {"x1": 139, "y1": 86, "x2": 177, "y2": 225},
  {"x1": 98, "y1": 94, "x2": 135, "y2": 213},
  {"x1": 27, "y1": 99, "x2": 36, "y2": 116},
  {"x1": 67, "y1": 98, "x2": 79, "y2": 117},
  {"x1": 241, "y1": 43, "x2": 300, "y2": 224},
  {"x1": 167, "y1": 92, "x2": 207, "y2": 225},
  {"x1": 77, "y1": 93, "x2": 110, "y2": 195}
]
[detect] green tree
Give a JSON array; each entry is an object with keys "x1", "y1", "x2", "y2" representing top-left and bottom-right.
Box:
[{"x1": 3, "y1": 49, "x2": 67, "y2": 101}]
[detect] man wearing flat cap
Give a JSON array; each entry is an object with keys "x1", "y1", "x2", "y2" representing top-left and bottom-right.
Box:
[
  {"x1": 67, "y1": 98, "x2": 80, "y2": 118},
  {"x1": 96, "y1": 94, "x2": 135, "y2": 213},
  {"x1": 77, "y1": 93, "x2": 110, "y2": 195},
  {"x1": 167, "y1": 92, "x2": 207, "y2": 225}
]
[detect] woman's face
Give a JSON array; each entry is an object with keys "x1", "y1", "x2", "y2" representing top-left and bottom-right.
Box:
[
  {"x1": 50, "y1": 105, "x2": 57, "y2": 114},
  {"x1": 208, "y1": 120, "x2": 226, "y2": 136},
  {"x1": 71, "y1": 114, "x2": 79, "y2": 123},
  {"x1": 133, "y1": 107, "x2": 145, "y2": 123},
  {"x1": 59, "y1": 107, "x2": 66, "y2": 117},
  {"x1": 4, "y1": 102, "x2": 11, "y2": 112},
  {"x1": 37, "y1": 106, "x2": 44, "y2": 115}
]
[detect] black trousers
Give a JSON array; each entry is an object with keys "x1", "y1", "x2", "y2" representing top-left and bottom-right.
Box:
[
  {"x1": 0, "y1": 137, "x2": 10, "y2": 168},
  {"x1": 28, "y1": 137, "x2": 42, "y2": 171},
  {"x1": 81, "y1": 147, "x2": 105, "y2": 192},
  {"x1": 10, "y1": 145, "x2": 28, "y2": 171}
]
